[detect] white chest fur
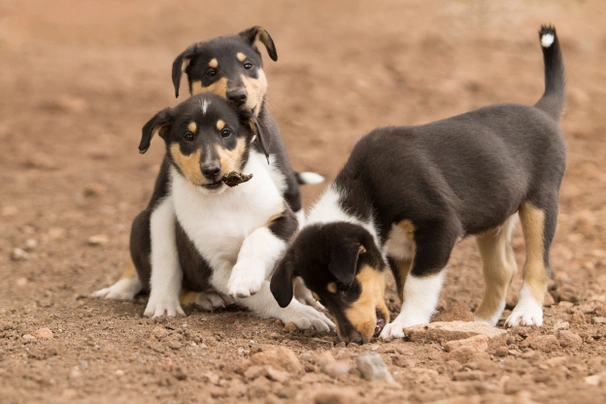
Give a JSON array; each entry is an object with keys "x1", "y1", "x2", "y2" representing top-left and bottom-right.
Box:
[{"x1": 170, "y1": 151, "x2": 284, "y2": 269}]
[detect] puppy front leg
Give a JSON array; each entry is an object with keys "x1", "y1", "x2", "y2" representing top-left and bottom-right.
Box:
[
  {"x1": 144, "y1": 196, "x2": 185, "y2": 317},
  {"x1": 227, "y1": 207, "x2": 297, "y2": 298}
]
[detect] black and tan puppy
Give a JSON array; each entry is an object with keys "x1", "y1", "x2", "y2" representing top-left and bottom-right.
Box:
[
  {"x1": 270, "y1": 26, "x2": 567, "y2": 343},
  {"x1": 96, "y1": 92, "x2": 334, "y2": 329},
  {"x1": 94, "y1": 26, "x2": 321, "y2": 309}
]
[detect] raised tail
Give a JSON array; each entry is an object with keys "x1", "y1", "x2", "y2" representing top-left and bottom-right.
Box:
[{"x1": 534, "y1": 25, "x2": 566, "y2": 121}]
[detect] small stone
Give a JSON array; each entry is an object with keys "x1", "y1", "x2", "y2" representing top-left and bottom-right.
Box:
[
  {"x1": 115, "y1": 369, "x2": 125, "y2": 376},
  {"x1": 16, "y1": 277, "x2": 28, "y2": 287},
  {"x1": 446, "y1": 346, "x2": 490, "y2": 364},
  {"x1": 266, "y1": 366, "x2": 291, "y2": 383},
  {"x1": 584, "y1": 374, "x2": 602, "y2": 386},
  {"x1": 314, "y1": 389, "x2": 358, "y2": 404},
  {"x1": 70, "y1": 367, "x2": 82, "y2": 378},
  {"x1": 244, "y1": 365, "x2": 265, "y2": 381},
  {"x1": 406, "y1": 321, "x2": 506, "y2": 342},
  {"x1": 22, "y1": 334, "x2": 36, "y2": 341},
  {"x1": 32, "y1": 327, "x2": 53, "y2": 340},
  {"x1": 553, "y1": 320, "x2": 569, "y2": 331},
  {"x1": 24, "y1": 152, "x2": 59, "y2": 170},
  {"x1": 284, "y1": 322, "x2": 297, "y2": 332},
  {"x1": 595, "y1": 304, "x2": 606, "y2": 317},
  {"x1": 356, "y1": 352, "x2": 397, "y2": 385},
  {"x1": 88, "y1": 234, "x2": 109, "y2": 246},
  {"x1": 1, "y1": 206, "x2": 18, "y2": 217},
  {"x1": 495, "y1": 346, "x2": 509, "y2": 357},
  {"x1": 592, "y1": 317, "x2": 606, "y2": 324},
  {"x1": 25, "y1": 239, "x2": 38, "y2": 251},
  {"x1": 570, "y1": 311, "x2": 586, "y2": 324},
  {"x1": 526, "y1": 335, "x2": 559, "y2": 352},
  {"x1": 61, "y1": 389, "x2": 77, "y2": 399},
  {"x1": 444, "y1": 334, "x2": 489, "y2": 353},
  {"x1": 82, "y1": 183, "x2": 107, "y2": 197},
  {"x1": 45, "y1": 227, "x2": 65, "y2": 240},
  {"x1": 238, "y1": 345, "x2": 303, "y2": 374},
  {"x1": 11, "y1": 248, "x2": 30, "y2": 261},
  {"x1": 558, "y1": 330, "x2": 582, "y2": 347},
  {"x1": 321, "y1": 361, "x2": 351, "y2": 378}
]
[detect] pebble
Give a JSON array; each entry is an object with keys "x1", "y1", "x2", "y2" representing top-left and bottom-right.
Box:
[
  {"x1": 33, "y1": 327, "x2": 53, "y2": 340},
  {"x1": 82, "y1": 183, "x2": 107, "y2": 197},
  {"x1": 238, "y1": 345, "x2": 303, "y2": 374},
  {"x1": 1, "y1": 206, "x2": 18, "y2": 217},
  {"x1": 584, "y1": 374, "x2": 602, "y2": 386},
  {"x1": 495, "y1": 346, "x2": 509, "y2": 357},
  {"x1": 25, "y1": 239, "x2": 38, "y2": 251},
  {"x1": 87, "y1": 234, "x2": 109, "y2": 246},
  {"x1": 11, "y1": 248, "x2": 30, "y2": 261},
  {"x1": 284, "y1": 322, "x2": 297, "y2": 332},
  {"x1": 444, "y1": 334, "x2": 489, "y2": 353},
  {"x1": 406, "y1": 321, "x2": 506, "y2": 342},
  {"x1": 321, "y1": 361, "x2": 351, "y2": 378},
  {"x1": 61, "y1": 389, "x2": 77, "y2": 399},
  {"x1": 553, "y1": 320, "x2": 569, "y2": 331},
  {"x1": 24, "y1": 152, "x2": 59, "y2": 170},
  {"x1": 446, "y1": 346, "x2": 490, "y2": 364},
  {"x1": 22, "y1": 334, "x2": 36, "y2": 342},
  {"x1": 45, "y1": 227, "x2": 65, "y2": 240},
  {"x1": 570, "y1": 311, "x2": 586, "y2": 324},
  {"x1": 16, "y1": 277, "x2": 28, "y2": 287},
  {"x1": 526, "y1": 335, "x2": 559, "y2": 352},
  {"x1": 115, "y1": 369, "x2": 125, "y2": 376},
  {"x1": 265, "y1": 366, "x2": 291, "y2": 383},
  {"x1": 592, "y1": 317, "x2": 606, "y2": 324},
  {"x1": 596, "y1": 304, "x2": 606, "y2": 317},
  {"x1": 356, "y1": 351, "x2": 397, "y2": 385},
  {"x1": 557, "y1": 330, "x2": 582, "y2": 347}
]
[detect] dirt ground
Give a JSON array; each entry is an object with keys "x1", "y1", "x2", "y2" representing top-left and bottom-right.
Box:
[{"x1": 1, "y1": 0, "x2": 606, "y2": 402}]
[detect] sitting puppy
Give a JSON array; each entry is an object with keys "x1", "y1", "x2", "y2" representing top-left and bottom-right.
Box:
[
  {"x1": 94, "y1": 26, "x2": 321, "y2": 309},
  {"x1": 108, "y1": 92, "x2": 334, "y2": 330},
  {"x1": 270, "y1": 26, "x2": 566, "y2": 343}
]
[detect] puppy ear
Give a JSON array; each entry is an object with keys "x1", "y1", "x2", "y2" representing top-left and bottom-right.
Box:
[
  {"x1": 238, "y1": 26, "x2": 278, "y2": 62},
  {"x1": 246, "y1": 117, "x2": 271, "y2": 163},
  {"x1": 140, "y1": 107, "x2": 173, "y2": 154},
  {"x1": 172, "y1": 45, "x2": 197, "y2": 98},
  {"x1": 270, "y1": 252, "x2": 297, "y2": 308},
  {"x1": 328, "y1": 243, "x2": 359, "y2": 286},
  {"x1": 359, "y1": 231, "x2": 385, "y2": 269}
]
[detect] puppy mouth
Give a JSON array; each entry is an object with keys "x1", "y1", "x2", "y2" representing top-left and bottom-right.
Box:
[
  {"x1": 373, "y1": 311, "x2": 386, "y2": 338},
  {"x1": 202, "y1": 181, "x2": 224, "y2": 190}
]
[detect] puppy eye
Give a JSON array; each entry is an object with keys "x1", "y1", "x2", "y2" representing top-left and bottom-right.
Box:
[
  {"x1": 243, "y1": 62, "x2": 253, "y2": 70},
  {"x1": 183, "y1": 132, "x2": 194, "y2": 141},
  {"x1": 221, "y1": 128, "x2": 231, "y2": 138},
  {"x1": 338, "y1": 283, "x2": 349, "y2": 292},
  {"x1": 207, "y1": 69, "x2": 216, "y2": 77}
]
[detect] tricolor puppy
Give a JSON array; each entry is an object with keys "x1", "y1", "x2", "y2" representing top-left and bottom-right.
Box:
[
  {"x1": 270, "y1": 26, "x2": 567, "y2": 343},
  {"x1": 100, "y1": 92, "x2": 334, "y2": 329},
  {"x1": 93, "y1": 26, "x2": 321, "y2": 309}
]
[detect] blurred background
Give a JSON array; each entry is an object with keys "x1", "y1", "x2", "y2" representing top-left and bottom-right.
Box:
[{"x1": 1, "y1": 0, "x2": 605, "y2": 401}]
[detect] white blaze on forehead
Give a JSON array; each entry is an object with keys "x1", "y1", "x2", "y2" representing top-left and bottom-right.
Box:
[
  {"x1": 540, "y1": 33, "x2": 555, "y2": 48},
  {"x1": 201, "y1": 99, "x2": 211, "y2": 115}
]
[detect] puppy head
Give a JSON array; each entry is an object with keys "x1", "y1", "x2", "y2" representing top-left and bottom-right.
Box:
[
  {"x1": 140, "y1": 92, "x2": 270, "y2": 194},
  {"x1": 172, "y1": 26, "x2": 277, "y2": 116},
  {"x1": 270, "y1": 222, "x2": 389, "y2": 344}
]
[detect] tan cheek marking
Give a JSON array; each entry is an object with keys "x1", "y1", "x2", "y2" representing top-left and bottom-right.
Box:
[
  {"x1": 343, "y1": 265, "x2": 389, "y2": 342},
  {"x1": 216, "y1": 119, "x2": 225, "y2": 131},
  {"x1": 170, "y1": 144, "x2": 203, "y2": 186},
  {"x1": 519, "y1": 202, "x2": 548, "y2": 303},
  {"x1": 216, "y1": 137, "x2": 246, "y2": 175},
  {"x1": 187, "y1": 122, "x2": 197, "y2": 133},
  {"x1": 118, "y1": 260, "x2": 137, "y2": 280},
  {"x1": 327, "y1": 282, "x2": 338, "y2": 293},
  {"x1": 236, "y1": 52, "x2": 246, "y2": 62},
  {"x1": 208, "y1": 58, "x2": 218, "y2": 68},
  {"x1": 240, "y1": 71, "x2": 268, "y2": 116},
  {"x1": 191, "y1": 77, "x2": 228, "y2": 98}
]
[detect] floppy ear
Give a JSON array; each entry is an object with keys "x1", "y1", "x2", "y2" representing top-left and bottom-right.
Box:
[
  {"x1": 140, "y1": 107, "x2": 173, "y2": 154},
  {"x1": 172, "y1": 45, "x2": 197, "y2": 98},
  {"x1": 246, "y1": 117, "x2": 271, "y2": 163},
  {"x1": 359, "y1": 231, "x2": 385, "y2": 269},
  {"x1": 328, "y1": 243, "x2": 359, "y2": 286},
  {"x1": 238, "y1": 26, "x2": 278, "y2": 62},
  {"x1": 270, "y1": 252, "x2": 297, "y2": 307}
]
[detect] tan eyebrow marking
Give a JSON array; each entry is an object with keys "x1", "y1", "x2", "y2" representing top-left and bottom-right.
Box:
[
  {"x1": 187, "y1": 122, "x2": 197, "y2": 133},
  {"x1": 209, "y1": 58, "x2": 218, "y2": 68},
  {"x1": 237, "y1": 52, "x2": 247, "y2": 62},
  {"x1": 216, "y1": 119, "x2": 225, "y2": 131}
]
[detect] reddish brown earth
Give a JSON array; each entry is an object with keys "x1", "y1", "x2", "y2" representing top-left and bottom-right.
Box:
[{"x1": 1, "y1": 1, "x2": 606, "y2": 403}]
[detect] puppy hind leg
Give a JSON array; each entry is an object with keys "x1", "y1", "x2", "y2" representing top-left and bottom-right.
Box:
[
  {"x1": 506, "y1": 200, "x2": 556, "y2": 327},
  {"x1": 180, "y1": 288, "x2": 234, "y2": 311},
  {"x1": 91, "y1": 259, "x2": 142, "y2": 300},
  {"x1": 474, "y1": 214, "x2": 518, "y2": 326}
]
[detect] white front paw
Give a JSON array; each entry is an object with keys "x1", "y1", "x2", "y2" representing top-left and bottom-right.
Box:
[
  {"x1": 380, "y1": 321, "x2": 406, "y2": 340},
  {"x1": 281, "y1": 302, "x2": 335, "y2": 332},
  {"x1": 144, "y1": 296, "x2": 185, "y2": 318},
  {"x1": 195, "y1": 292, "x2": 235, "y2": 311},
  {"x1": 227, "y1": 264, "x2": 264, "y2": 298},
  {"x1": 92, "y1": 278, "x2": 141, "y2": 301},
  {"x1": 505, "y1": 300, "x2": 543, "y2": 327}
]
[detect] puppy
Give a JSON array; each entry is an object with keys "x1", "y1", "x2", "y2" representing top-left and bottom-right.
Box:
[
  {"x1": 94, "y1": 26, "x2": 321, "y2": 309},
  {"x1": 270, "y1": 26, "x2": 567, "y2": 343},
  {"x1": 106, "y1": 92, "x2": 334, "y2": 330}
]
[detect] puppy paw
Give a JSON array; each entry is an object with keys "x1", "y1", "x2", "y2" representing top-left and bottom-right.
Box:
[
  {"x1": 144, "y1": 297, "x2": 185, "y2": 318},
  {"x1": 281, "y1": 303, "x2": 335, "y2": 332},
  {"x1": 505, "y1": 300, "x2": 543, "y2": 327},
  {"x1": 293, "y1": 278, "x2": 324, "y2": 310},
  {"x1": 195, "y1": 292, "x2": 234, "y2": 311},
  {"x1": 91, "y1": 278, "x2": 141, "y2": 300},
  {"x1": 379, "y1": 322, "x2": 406, "y2": 340},
  {"x1": 227, "y1": 266, "x2": 264, "y2": 298}
]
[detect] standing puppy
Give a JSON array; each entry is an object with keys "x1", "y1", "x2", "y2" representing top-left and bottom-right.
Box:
[
  {"x1": 270, "y1": 26, "x2": 567, "y2": 343},
  {"x1": 111, "y1": 92, "x2": 333, "y2": 330},
  {"x1": 94, "y1": 26, "x2": 321, "y2": 309}
]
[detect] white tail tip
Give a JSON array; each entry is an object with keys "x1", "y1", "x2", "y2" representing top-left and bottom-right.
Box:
[
  {"x1": 541, "y1": 33, "x2": 555, "y2": 48},
  {"x1": 298, "y1": 172, "x2": 325, "y2": 185}
]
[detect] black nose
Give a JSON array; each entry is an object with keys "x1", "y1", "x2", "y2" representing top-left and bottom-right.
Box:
[
  {"x1": 344, "y1": 331, "x2": 363, "y2": 344},
  {"x1": 227, "y1": 88, "x2": 247, "y2": 107},
  {"x1": 202, "y1": 163, "x2": 221, "y2": 181}
]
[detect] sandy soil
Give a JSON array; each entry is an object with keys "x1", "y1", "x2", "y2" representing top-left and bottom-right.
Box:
[{"x1": 1, "y1": 0, "x2": 606, "y2": 402}]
